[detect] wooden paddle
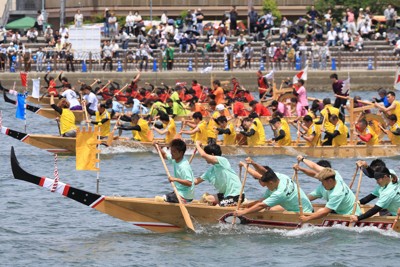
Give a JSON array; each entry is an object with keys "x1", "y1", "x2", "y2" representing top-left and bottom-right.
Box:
[
  {"x1": 188, "y1": 148, "x2": 197, "y2": 164},
  {"x1": 80, "y1": 92, "x2": 90, "y2": 127},
  {"x1": 348, "y1": 165, "x2": 359, "y2": 189},
  {"x1": 232, "y1": 163, "x2": 249, "y2": 225},
  {"x1": 294, "y1": 169, "x2": 303, "y2": 216},
  {"x1": 392, "y1": 209, "x2": 400, "y2": 230},
  {"x1": 350, "y1": 170, "x2": 363, "y2": 227},
  {"x1": 106, "y1": 114, "x2": 122, "y2": 146},
  {"x1": 96, "y1": 80, "x2": 112, "y2": 95},
  {"x1": 154, "y1": 144, "x2": 195, "y2": 232}
]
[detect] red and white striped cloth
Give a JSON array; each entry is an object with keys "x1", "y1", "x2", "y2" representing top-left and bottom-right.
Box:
[{"x1": 51, "y1": 154, "x2": 59, "y2": 192}]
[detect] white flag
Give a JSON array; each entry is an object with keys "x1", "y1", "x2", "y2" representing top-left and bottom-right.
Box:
[
  {"x1": 32, "y1": 78, "x2": 40, "y2": 98},
  {"x1": 342, "y1": 76, "x2": 351, "y2": 95},
  {"x1": 264, "y1": 69, "x2": 275, "y2": 80},
  {"x1": 293, "y1": 66, "x2": 308, "y2": 84},
  {"x1": 395, "y1": 67, "x2": 400, "y2": 91}
]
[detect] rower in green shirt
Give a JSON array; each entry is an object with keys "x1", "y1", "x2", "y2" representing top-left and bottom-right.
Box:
[
  {"x1": 350, "y1": 166, "x2": 400, "y2": 223},
  {"x1": 299, "y1": 167, "x2": 361, "y2": 223},
  {"x1": 156, "y1": 139, "x2": 195, "y2": 203},
  {"x1": 194, "y1": 141, "x2": 243, "y2": 206},
  {"x1": 166, "y1": 98, "x2": 189, "y2": 117},
  {"x1": 234, "y1": 158, "x2": 313, "y2": 216}
]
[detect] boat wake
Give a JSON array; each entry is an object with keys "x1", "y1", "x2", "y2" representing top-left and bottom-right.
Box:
[
  {"x1": 100, "y1": 145, "x2": 148, "y2": 154},
  {"x1": 194, "y1": 222, "x2": 400, "y2": 238}
]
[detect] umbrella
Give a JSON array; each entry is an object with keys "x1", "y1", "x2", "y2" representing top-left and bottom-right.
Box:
[
  {"x1": 6, "y1": 16, "x2": 35, "y2": 30},
  {"x1": 185, "y1": 29, "x2": 200, "y2": 36}
]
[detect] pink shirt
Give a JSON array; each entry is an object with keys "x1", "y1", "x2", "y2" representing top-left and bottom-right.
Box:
[
  {"x1": 297, "y1": 86, "x2": 308, "y2": 108},
  {"x1": 347, "y1": 12, "x2": 354, "y2": 22},
  {"x1": 296, "y1": 102, "x2": 307, "y2": 117}
]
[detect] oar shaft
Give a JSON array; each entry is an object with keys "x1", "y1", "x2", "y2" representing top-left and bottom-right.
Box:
[
  {"x1": 232, "y1": 164, "x2": 249, "y2": 225},
  {"x1": 348, "y1": 166, "x2": 359, "y2": 190},
  {"x1": 295, "y1": 170, "x2": 303, "y2": 216},
  {"x1": 351, "y1": 170, "x2": 363, "y2": 215}
]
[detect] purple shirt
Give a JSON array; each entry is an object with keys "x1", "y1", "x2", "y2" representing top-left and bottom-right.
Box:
[{"x1": 332, "y1": 80, "x2": 347, "y2": 96}]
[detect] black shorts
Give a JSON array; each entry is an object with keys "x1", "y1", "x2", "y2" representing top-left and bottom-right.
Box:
[
  {"x1": 165, "y1": 191, "x2": 192, "y2": 204},
  {"x1": 230, "y1": 20, "x2": 237, "y2": 30},
  {"x1": 217, "y1": 193, "x2": 245, "y2": 207}
]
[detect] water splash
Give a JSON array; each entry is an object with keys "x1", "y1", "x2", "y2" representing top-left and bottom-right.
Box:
[{"x1": 100, "y1": 145, "x2": 148, "y2": 154}]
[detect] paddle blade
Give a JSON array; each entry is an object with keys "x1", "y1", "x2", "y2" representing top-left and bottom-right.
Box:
[
  {"x1": 178, "y1": 202, "x2": 196, "y2": 232},
  {"x1": 106, "y1": 132, "x2": 114, "y2": 146}
]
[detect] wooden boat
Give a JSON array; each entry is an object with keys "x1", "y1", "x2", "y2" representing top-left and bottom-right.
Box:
[
  {"x1": 3, "y1": 90, "x2": 86, "y2": 123},
  {"x1": 3, "y1": 125, "x2": 400, "y2": 158},
  {"x1": 26, "y1": 95, "x2": 59, "y2": 106},
  {"x1": 10, "y1": 147, "x2": 400, "y2": 233}
]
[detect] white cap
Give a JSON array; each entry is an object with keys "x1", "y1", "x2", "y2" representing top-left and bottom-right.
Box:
[{"x1": 216, "y1": 104, "x2": 225, "y2": 111}]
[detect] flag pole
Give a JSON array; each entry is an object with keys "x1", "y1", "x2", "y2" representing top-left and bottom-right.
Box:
[{"x1": 96, "y1": 125, "x2": 101, "y2": 194}]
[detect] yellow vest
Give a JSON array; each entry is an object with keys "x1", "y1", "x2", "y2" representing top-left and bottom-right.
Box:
[
  {"x1": 277, "y1": 123, "x2": 292, "y2": 146},
  {"x1": 222, "y1": 122, "x2": 237, "y2": 145},
  {"x1": 95, "y1": 110, "x2": 110, "y2": 137},
  {"x1": 60, "y1": 109, "x2": 77, "y2": 135},
  {"x1": 133, "y1": 118, "x2": 152, "y2": 142},
  {"x1": 389, "y1": 123, "x2": 400, "y2": 145},
  {"x1": 332, "y1": 120, "x2": 348, "y2": 147},
  {"x1": 320, "y1": 105, "x2": 339, "y2": 133},
  {"x1": 391, "y1": 100, "x2": 400, "y2": 119},
  {"x1": 247, "y1": 123, "x2": 263, "y2": 146},
  {"x1": 361, "y1": 125, "x2": 379, "y2": 146},
  {"x1": 164, "y1": 119, "x2": 176, "y2": 144},
  {"x1": 207, "y1": 111, "x2": 219, "y2": 139},
  {"x1": 195, "y1": 120, "x2": 209, "y2": 145},
  {"x1": 305, "y1": 123, "x2": 321, "y2": 147},
  {"x1": 253, "y1": 117, "x2": 266, "y2": 145}
]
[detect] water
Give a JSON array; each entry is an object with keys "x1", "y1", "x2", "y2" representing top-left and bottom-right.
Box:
[{"x1": 1, "y1": 92, "x2": 400, "y2": 267}]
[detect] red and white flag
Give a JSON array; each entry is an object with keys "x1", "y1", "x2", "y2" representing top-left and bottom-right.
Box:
[
  {"x1": 395, "y1": 67, "x2": 400, "y2": 91},
  {"x1": 20, "y1": 72, "x2": 28, "y2": 87},
  {"x1": 293, "y1": 66, "x2": 308, "y2": 84}
]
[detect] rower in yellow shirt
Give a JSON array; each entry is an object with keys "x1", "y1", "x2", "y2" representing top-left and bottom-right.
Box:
[
  {"x1": 323, "y1": 114, "x2": 348, "y2": 146},
  {"x1": 249, "y1": 112, "x2": 266, "y2": 145},
  {"x1": 180, "y1": 112, "x2": 208, "y2": 145},
  {"x1": 240, "y1": 117, "x2": 264, "y2": 146},
  {"x1": 316, "y1": 98, "x2": 340, "y2": 146},
  {"x1": 300, "y1": 115, "x2": 321, "y2": 147},
  {"x1": 374, "y1": 91, "x2": 400, "y2": 119},
  {"x1": 269, "y1": 117, "x2": 291, "y2": 146},
  {"x1": 354, "y1": 118, "x2": 379, "y2": 146},
  {"x1": 382, "y1": 114, "x2": 400, "y2": 145},
  {"x1": 89, "y1": 104, "x2": 111, "y2": 138},
  {"x1": 215, "y1": 116, "x2": 236, "y2": 145},
  {"x1": 151, "y1": 112, "x2": 176, "y2": 144},
  {"x1": 50, "y1": 93, "x2": 77, "y2": 137},
  {"x1": 118, "y1": 114, "x2": 153, "y2": 142}
]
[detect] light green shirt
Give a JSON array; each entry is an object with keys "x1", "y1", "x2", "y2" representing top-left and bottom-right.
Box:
[
  {"x1": 172, "y1": 101, "x2": 189, "y2": 116},
  {"x1": 201, "y1": 156, "x2": 242, "y2": 197},
  {"x1": 309, "y1": 171, "x2": 344, "y2": 201},
  {"x1": 170, "y1": 91, "x2": 180, "y2": 102},
  {"x1": 311, "y1": 178, "x2": 361, "y2": 215},
  {"x1": 372, "y1": 182, "x2": 400, "y2": 216},
  {"x1": 263, "y1": 173, "x2": 313, "y2": 213},
  {"x1": 167, "y1": 155, "x2": 195, "y2": 200}
]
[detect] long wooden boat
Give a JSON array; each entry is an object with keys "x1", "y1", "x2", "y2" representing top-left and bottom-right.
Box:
[
  {"x1": 3, "y1": 90, "x2": 86, "y2": 123},
  {"x1": 3, "y1": 125, "x2": 400, "y2": 158},
  {"x1": 10, "y1": 147, "x2": 399, "y2": 233}
]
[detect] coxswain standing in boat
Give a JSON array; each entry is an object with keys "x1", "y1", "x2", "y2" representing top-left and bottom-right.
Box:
[
  {"x1": 269, "y1": 117, "x2": 292, "y2": 146},
  {"x1": 330, "y1": 73, "x2": 348, "y2": 121},
  {"x1": 194, "y1": 141, "x2": 244, "y2": 207},
  {"x1": 49, "y1": 92, "x2": 77, "y2": 137},
  {"x1": 353, "y1": 118, "x2": 379, "y2": 145},
  {"x1": 118, "y1": 114, "x2": 153, "y2": 142},
  {"x1": 44, "y1": 71, "x2": 63, "y2": 97},
  {"x1": 80, "y1": 85, "x2": 98, "y2": 116},
  {"x1": 350, "y1": 166, "x2": 400, "y2": 223},
  {"x1": 293, "y1": 79, "x2": 309, "y2": 111},
  {"x1": 374, "y1": 91, "x2": 400, "y2": 118},
  {"x1": 381, "y1": 114, "x2": 400, "y2": 145},
  {"x1": 256, "y1": 70, "x2": 271, "y2": 100},
  {"x1": 295, "y1": 157, "x2": 361, "y2": 223},
  {"x1": 151, "y1": 111, "x2": 176, "y2": 144},
  {"x1": 215, "y1": 116, "x2": 236, "y2": 145},
  {"x1": 315, "y1": 98, "x2": 340, "y2": 146},
  {"x1": 234, "y1": 157, "x2": 313, "y2": 215},
  {"x1": 322, "y1": 114, "x2": 348, "y2": 147},
  {"x1": 87, "y1": 103, "x2": 111, "y2": 138},
  {"x1": 300, "y1": 115, "x2": 321, "y2": 147},
  {"x1": 155, "y1": 139, "x2": 195, "y2": 203}
]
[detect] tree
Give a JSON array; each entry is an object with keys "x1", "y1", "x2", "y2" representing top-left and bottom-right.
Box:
[{"x1": 263, "y1": 0, "x2": 281, "y2": 25}]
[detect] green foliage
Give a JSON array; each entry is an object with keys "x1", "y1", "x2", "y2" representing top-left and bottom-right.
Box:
[
  {"x1": 262, "y1": 0, "x2": 282, "y2": 25},
  {"x1": 180, "y1": 10, "x2": 188, "y2": 20}
]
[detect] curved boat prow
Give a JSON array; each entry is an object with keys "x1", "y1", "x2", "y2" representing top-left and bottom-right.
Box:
[{"x1": 10, "y1": 146, "x2": 105, "y2": 207}]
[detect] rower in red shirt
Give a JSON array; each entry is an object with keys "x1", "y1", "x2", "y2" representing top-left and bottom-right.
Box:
[
  {"x1": 232, "y1": 100, "x2": 250, "y2": 118},
  {"x1": 249, "y1": 100, "x2": 271, "y2": 116},
  {"x1": 191, "y1": 80, "x2": 202, "y2": 99}
]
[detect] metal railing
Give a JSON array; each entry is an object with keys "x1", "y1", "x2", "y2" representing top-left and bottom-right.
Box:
[{"x1": 0, "y1": 0, "x2": 12, "y2": 27}]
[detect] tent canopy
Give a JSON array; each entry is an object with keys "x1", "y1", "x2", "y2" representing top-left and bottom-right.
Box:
[{"x1": 6, "y1": 16, "x2": 36, "y2": 30}]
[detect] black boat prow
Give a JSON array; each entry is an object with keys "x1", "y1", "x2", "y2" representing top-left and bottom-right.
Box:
[
  {"x1": 0, "y1": 82, "x2": 10, "y2": 92},
  {"x1": 10, "y1": 147, "x2": 104, "y2": 207},
  {"x1": 11, "y1": 146, "x2": 42, "y2": 185}
]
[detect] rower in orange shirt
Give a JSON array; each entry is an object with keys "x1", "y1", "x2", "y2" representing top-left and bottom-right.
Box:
[{"x1": 211, "y1": 80, "x2": 225, "y2": 105}]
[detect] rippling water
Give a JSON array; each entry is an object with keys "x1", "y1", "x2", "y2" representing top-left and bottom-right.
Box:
[{"x1": 1, "y1": 92, "x2": 400, "y2": 266}]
